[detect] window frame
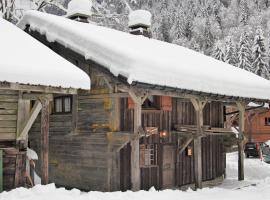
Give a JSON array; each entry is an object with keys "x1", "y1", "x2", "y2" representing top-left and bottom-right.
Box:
[{"x1": 53, "y1": 95, "x2": 73, "y2": 114}]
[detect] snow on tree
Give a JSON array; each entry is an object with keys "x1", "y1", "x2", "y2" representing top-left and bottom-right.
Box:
[
  {"x1": 238, "y1": 32, "x2": 253, "y2": 71},
  {"x1": 239, "y1": 0, "x2": 249, "y2": 25},
  {"x1": 252, "y1": 28, "x2": 269, "y2": 78},
  {"x1": 212, "y1": 41, "x2": 225, "y2": 61},
  {"x1": 224, "y1": 37, "x2": 237, "y2": 66}
]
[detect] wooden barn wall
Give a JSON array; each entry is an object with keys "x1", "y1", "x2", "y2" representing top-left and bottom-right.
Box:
[
  {"x1": 172, "y1": 99, "x2": 224, "y2": 128},
  {"x1": 176, "y1": 135, "x2": 225, "y2": 187},
  {"x1": 0, "y1": 90, "x2": 18, "y2": 141},
  {"x1": 120, "y1": 98, "x2": 171, "y2": 132},
  {"x1": 29, "y1": 112, "x2": 110, "y2": 191}
]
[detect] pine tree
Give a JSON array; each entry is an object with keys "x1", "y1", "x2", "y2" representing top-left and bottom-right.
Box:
[
  {"x1": 238, "y1": 32, "x2": 252, "y2": 71},
  {"x1": 252, "y1": 28, "x2": 269, "y2": 78},
  {"x1": 212, "y1": 41, "x2": 225, "y2": 61},
  {"x1": 239, "y1": 0, "x2": 249, "y2": 25},
  {"x1": 224, "y1": 37, "x2": 237, "y2": 66}
]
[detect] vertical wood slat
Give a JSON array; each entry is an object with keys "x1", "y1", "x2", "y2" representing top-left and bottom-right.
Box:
[
  {"x1": 0, "y1": 150, "x2": 2, "y2": 192},
  {"x1": 40, "y1": 98, "x2": 50, "y2": 185}
]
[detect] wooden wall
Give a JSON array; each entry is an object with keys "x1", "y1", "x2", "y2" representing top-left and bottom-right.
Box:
[
  {"x1": 245, "y1": 110, "x2": 270, "y2": 142},
  {"x1": 29, "y1": 93, "x2": 115, "y2": 191},
  {"x1": 176, "y1": 135, "x2": 225, "y2": 187},
  {"x1": 0, "y1": 90, "x2": 18, "y2": 141},
  {"x1": 28, "y1": 67, "x2": 121, "y2": 191}
]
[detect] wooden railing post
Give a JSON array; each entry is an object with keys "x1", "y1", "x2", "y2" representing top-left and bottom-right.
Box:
[
  {"x1": 40, "y1": 97, "x2": 50, "y2": 185},
  {"x1": 191, "y1": 99, "x2": 207, "y2": 190},
  {"x1": 236, "y1": 102, "x2": 245, "y2": 181}
]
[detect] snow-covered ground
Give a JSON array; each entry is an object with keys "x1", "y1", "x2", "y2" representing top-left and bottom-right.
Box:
[{"x1": 1, "y1": 152, "x2": 270, "y2": 200}]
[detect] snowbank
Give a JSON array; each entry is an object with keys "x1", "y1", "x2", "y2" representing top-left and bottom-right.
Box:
[
  {"x1": 0, "y1": 18, "x2": 90, "y2": 90},
  {"x1": 2, "y1": 153, "x2": 270, "y2": 200},
  {"x1": 18, "y1": 11, "x2": 270, "y2": 100}
]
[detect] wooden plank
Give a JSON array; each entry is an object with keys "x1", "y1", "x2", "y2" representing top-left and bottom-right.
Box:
[
  {"x1": 40, "y1": 98, "x2": 50, "y2": 185},
  {"x1": 0, "y1": 150, "x2": 2, "y2": 192},
  {"x1": 0, "y1": 110, "x2": 17, "y2": 115},
  {"x1": 17, "y1": 101, "x2": 42, "y2": 141},
  {"x1": 0, "y1": 115, "x2": 17, "y2": 121},
  {"x1": 0, "y1": 128, "x2": 16, "y2": 133},
  {"x1": 0, "y1": 102, "x2": 18, "y2": 110}
]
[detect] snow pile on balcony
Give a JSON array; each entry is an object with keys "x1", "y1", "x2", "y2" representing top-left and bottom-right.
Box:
[
  {"x1": 18, "y1": 11, "x2": 270, "y2": 100},
  {"x1": 66, "y1": 0, "x2": 92, "y2": 18},
  {"x1": 128, "y1": 10, "x2": 152, "y2": 28},
  {"x1": 0, "y1": 18, "x2": 90, "y2": 90}
]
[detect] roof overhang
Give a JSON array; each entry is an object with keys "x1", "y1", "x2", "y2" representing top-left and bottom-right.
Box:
[{"x1": 0, "y1": 81, "x2": 78, "y2": 94}]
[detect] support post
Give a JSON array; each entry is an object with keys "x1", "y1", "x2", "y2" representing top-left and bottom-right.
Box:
[
  {"x1": 40, "y1": 97, "x2": 50, "y2": 185},
  {"x1": 191, "y1": 99, "x2": 206, "y2": 190},
  {"x1": 236, "y1": 102, "x2": 245, "y2": 181},
  {"x1": 129, "y1": 90, "x2": 147, "y2": 191}
]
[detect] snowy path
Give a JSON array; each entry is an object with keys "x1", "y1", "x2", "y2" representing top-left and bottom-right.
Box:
[{"x1": 1, "y1": 152, "x2": 270, "y2": 200}]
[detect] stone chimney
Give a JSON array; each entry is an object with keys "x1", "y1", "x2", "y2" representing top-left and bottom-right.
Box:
[
  {"x1": 128, "y1": 10, "x2": 152, "y2": 38},
  {"x1": 66, "y1": 0, "x2": 92, "y2": 23}
]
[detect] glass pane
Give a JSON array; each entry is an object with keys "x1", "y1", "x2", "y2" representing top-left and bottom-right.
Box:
[
  {"x1": 55, "y1": 98, "x2": 62, "y2": 113},
  {"x1": 64, "y1": 97, "x2": 71, "y2": 112}
]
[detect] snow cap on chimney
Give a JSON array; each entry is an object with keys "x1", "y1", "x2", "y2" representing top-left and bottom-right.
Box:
[
  {"x1": 66, "y1": 0, "x2": 92, "y2": 23},
  {"x1": 128, "y1": 10, "x2": 152, "y2": 37}
]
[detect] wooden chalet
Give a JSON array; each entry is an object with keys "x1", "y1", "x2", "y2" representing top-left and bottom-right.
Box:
[
  {"x1": 226, "y1": 103, "x2": 270, "y2": 142},
  {"x1": 17, "y1": 10, "x2": 270, "y2": 192},
  {"x1": 0, "y1": 18, "x2": 90, "y2": 191}
]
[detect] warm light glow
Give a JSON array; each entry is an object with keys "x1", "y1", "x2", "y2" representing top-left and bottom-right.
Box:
[{"x1": 160, "y1": 131, "x2": 167, "y2": 138}]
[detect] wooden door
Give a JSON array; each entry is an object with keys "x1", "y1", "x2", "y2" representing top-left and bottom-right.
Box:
[{"x1": 162, "y1": 144, "x2": 175, "y2": 188}]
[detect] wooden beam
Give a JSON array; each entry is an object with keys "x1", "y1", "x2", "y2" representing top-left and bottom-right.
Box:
[
  {"x1": 40, "y1": 98, "x2": 50, "y2": 185},
  {"x1": 17, "y1": 101, "x2": 42, "y2": 141},
  {"x1": 191, "y1": 98, "x2": 206, "y2": 190},
  {"x1": 22, "y1": 93, "x2": 53, "y2": 101},
  {"x1": 177, "y1": 137, "x2": 193, "y2": 154},
  {"x1": 128, "y1": 90, "x2": 147, "y2": 191},
  {"x1": 236, "y1": 101, "x2": 246, "y2": 181},
  {"x1": 0, "y1": 82, "x2": 77, "y2": 94},
  {"x1": 16, "y1": 92, "x2": 31, "y2": 139}
]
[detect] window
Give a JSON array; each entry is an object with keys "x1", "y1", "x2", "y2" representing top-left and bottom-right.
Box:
[
  {"x1": 54, "y1": 96, "x2": 72, "y2": 113},
  {"x1": 265, "y1": 117, "x2": 270, "y2": 126},
  {"x1": 142, "y1": 96, "x2": 160, "y2": 110},
  {"x1": 140, "y1": 144, "x2": 158, "y2": 166}
]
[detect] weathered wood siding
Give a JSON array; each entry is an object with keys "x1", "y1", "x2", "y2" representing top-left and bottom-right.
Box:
[
  {"x1": 29, "y1": 67, "x2": 120, "y2": 191},
  {"x1": 176, "y1": 135, "x2": 225, "y2": 187},
  {"x1": 0, "y1": 90, "x2": 18, "y2": 141},
  {"x1": 2, "y1": 148, "x2": 26, "y2": 191}
]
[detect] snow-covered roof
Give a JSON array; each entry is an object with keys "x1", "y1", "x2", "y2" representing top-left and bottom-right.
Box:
[
  {"x1": 128, "y1": 10, "x2": 152, "y2": 28},
  {"x1": 0, "y1": 18, "x2": 90, "y2": 90},
  {"x1": 18, "y1": 11, "x2": 270, "y2": 101},
  {"x1": 66, "y1": 0, "x2": 92, "y2": 18}
]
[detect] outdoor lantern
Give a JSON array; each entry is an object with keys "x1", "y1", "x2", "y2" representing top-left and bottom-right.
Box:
[
  {"x1": 160, "y1": 131, "x2": 167, "y2": 138},
  {"x1": 186, "y1": 146, "x2": 192, "y2": 156}
]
